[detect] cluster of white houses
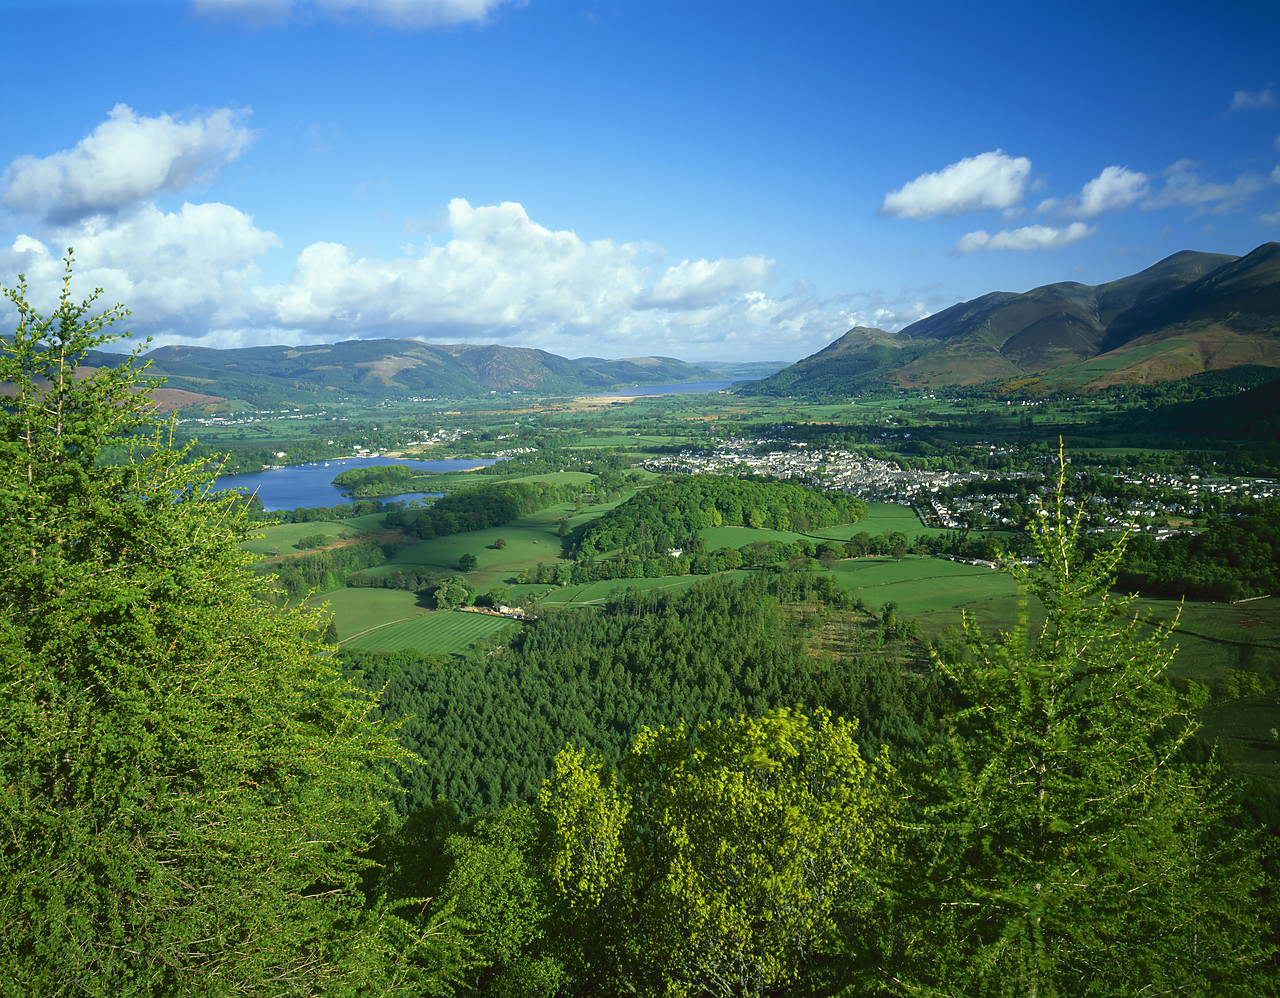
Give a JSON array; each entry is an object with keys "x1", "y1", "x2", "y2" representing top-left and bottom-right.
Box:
[{"x1": 645, "y1": 441, "x2": 1280, "y2": 537}]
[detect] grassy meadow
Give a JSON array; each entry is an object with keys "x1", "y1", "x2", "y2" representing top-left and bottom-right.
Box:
[
  {"x1": 243, "y1": 519, "x2": 365, "y2": 557},
  {"x1": 344, "y1": 608, "x2": 516, "y2": 653},
  {"x1": 254, "y1": 488, "x2": 1278, "y2": 767}
]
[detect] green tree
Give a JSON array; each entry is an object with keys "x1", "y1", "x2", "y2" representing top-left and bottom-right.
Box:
[
  {"x1": 541, "y1": 708, "x2": 897, "y2": 997},
  {"x1": 433, "y1": 575, "x2": 475, "y2": 609},
  {"x1": 436, "y1": 803, "x2": 566, "y2": 997},
  {"x1": 458, "y1": 551, "x2": 479, "y2": 571},
  {"x1": 881, "y1": 451, "x2": 1274, "y2": 997},
  {"x1": 0, "y1": 258, "x2": 462, "y2": 996}
]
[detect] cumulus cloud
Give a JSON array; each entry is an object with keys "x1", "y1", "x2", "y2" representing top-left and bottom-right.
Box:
[
  {"x1": 0, "y1": 111, "x2": 889, "y2": 363},
  {"x1": 193, "y1": 0, "x2": 519, "y2": 28},
  {"x1": 1075, "y1": 165, "x2": 1149, "y2": 216},
  {"x1": 258, "y1": 198, "x2": 781, "y2": 347},
  {"x1": 640, "y1": 256, "x2": 774, "y2": 310},
  {"x1": 2, "y1": 105, "x2": 253, "y2": 224},
  {"x1": 0, "y1": 202, "x2": 279, "y2": 330},
  {"x1": 952, "y1": 222, "x2": 1094, "y2": 255},
  {"x1": 1228, "y1": 88, "x2": 1277, "y2": 113},
  {"x1": 245, "y1": 199, "x2": 855, "y2": 361},
  {"x1": 879, "y1": 151, "x2": 1032, "y2": 219}
]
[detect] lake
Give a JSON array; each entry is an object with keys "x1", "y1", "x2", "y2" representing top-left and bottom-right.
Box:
[
  {"x1": 211, "y1": 456, "x2": 497, "y2": 511},
  {"x1": 584, "y1": 379, "x2": 752, "y2": 398}
]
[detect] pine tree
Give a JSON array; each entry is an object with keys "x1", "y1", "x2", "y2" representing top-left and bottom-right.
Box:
[
  {"x1": 0, "y1": 255, "x2": 462, "y2": 995},
  {"x1": 881, "y1": 446, "x2": 1274, "y2": 997}
]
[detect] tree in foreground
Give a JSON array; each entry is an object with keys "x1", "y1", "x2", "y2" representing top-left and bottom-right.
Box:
[
  {"x1": 0, "y1": 257, "x2": 462, "y2": 995},
  {"x1": 541, "y1": 708, "x2": 896, "y2": 997},
  {"x1": 880, "y1": 449, "x2": 1275, "y2": 997}
]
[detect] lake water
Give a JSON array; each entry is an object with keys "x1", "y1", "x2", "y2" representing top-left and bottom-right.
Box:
[
  {"x1": 584, "y1": 379, "x2": 751, "y2": 398},
  {"x1": 211, "y1": 456, "x2": 497, "y2": 511}
]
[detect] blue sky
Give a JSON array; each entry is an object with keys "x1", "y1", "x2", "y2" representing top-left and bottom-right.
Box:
[{"x1": 1, "y1": 0, "x2": 1278, "y2": 364}]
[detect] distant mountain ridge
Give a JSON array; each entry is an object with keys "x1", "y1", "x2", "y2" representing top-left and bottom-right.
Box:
[
  {"x1": 82, "y1": 339, "x2": 717, "y2": 409},
  {"x1": 744, "y1": 242, "x2": 1280, "y2": 396}
]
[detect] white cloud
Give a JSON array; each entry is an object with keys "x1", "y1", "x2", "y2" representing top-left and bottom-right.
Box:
[
  {"x1": 640, "y1": 256, "x2": 774, "y2": 310},
  {"x1": 0, "y1": 112, "x2": 909, "y2": 363},
  {"x1": 1142, "y1": 160, "x2": 1270, "y2": 214},
  {"x1": 1272, "y1": 165, "x2": 1280, "y2": 184},
  {"x1": 2, "y1": 105, "x2": 253, "y2": 224},
  {"x1": 952, "y1": 222, "x2": 1094, "y2": 255},
  {"x1": 879, "y1": 151, "x2": 1032, "y2": 219},
  {"x1": 193, "y1": 0, "x2": 519, "y2": 28},
  {"x1": 259, "y1": 198, "x2": 779, "y2": 343},
  {"x1": 1228, "y1": 88, "x2": 1277, "y2": 113},
  {"x1": 1075, "y1": 165, "x2": 1149, "y2": 216},
  {"x1": 0, "y1": 202, "x2": 279, "y2": 330}
]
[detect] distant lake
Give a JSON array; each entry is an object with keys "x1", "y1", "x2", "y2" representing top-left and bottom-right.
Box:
[
  {"x1": 212, "y1": 456, "x2": 497, "y2": 511},
  {"x1": 585, "y1": 379, "x2": 755, "y2": 398}
]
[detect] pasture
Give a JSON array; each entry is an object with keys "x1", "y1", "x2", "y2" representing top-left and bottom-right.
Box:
[
  {"x1": 344, "y1": 608, "x2": 515, "y2": 654},
  {"x1": 538, "y1": 571, "x2": 755, "y2": 608},
  {"x1": 242, "y1": 519, "x2": 364, "y2": 557},
  {"x1": 379, "y1": 499, "x2": 580, "y2": 592},
  {"x1": 311, "y1": 587, "x2": 422, "y2": 641}
]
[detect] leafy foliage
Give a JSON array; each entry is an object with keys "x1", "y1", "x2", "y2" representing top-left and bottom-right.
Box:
[
  {"x1": 576, "y1": 474, "x2": 868, "y2": 560},
  {"x1": 1118, "y1": 498, "x2": 1280, "y2": 600},
  {"x1": 414, "y1": 480, "x2": 575, "y2": 539},
  {"x1": 0, "y1": 257, "x2": 462, "y2": 995},
  {"x1": 342, "y1": 574, "x2": 938, "y2": 819},
  {"x1": 881, "y1": 450, "x2": 1275, "y2": 996},
  {"x1": 541, "y1": 709, "x2": 897, "y2": 997}
]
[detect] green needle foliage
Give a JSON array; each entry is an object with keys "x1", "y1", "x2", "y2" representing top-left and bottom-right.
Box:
[
  {"x1": 542, "y1": 708, "x2": 897, "y2": 998},
  {"x1": 883, "y1": 447, "x2": 1275, "y2": 997},
  {"x1": 0, "y1": 256, "x2": 461, "y2": 996}
]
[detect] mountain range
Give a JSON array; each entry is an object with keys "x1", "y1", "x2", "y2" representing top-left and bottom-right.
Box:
[
  {"x1": 82, "y1": 340, "x2": 720, "y2": 410},
  {"x1": 745, "y1": 241, "x2": 1280, "y2": 397},
  {"x1": 65, "y1": 241, "x2": 1280, "y2": 409}
]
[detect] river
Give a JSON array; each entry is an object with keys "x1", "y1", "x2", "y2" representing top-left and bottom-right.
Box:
[{"x1": 211, "y1": 456, "x2": 497, "y2": 511}]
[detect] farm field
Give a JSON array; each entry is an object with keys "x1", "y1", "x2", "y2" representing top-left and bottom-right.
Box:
[
  {"x1": 696, "y1": 503, "x2": 948, "y2": 551},
  {"x1": 1136, "y1": 596, "x2": 1280, "y2": 683},
  {"x1": 312, "y1": 587, "x2": 422, "y2": 642},
  {"x1": 243, "y1": 519, "x2": 364, "y2": 557},
  {"x1": 344, "y1": 608, "x2": 515, "y2": 653},
  {"x1": 538, "y1": 571, "x2": 755, "y2": 608},
  {"x1": 827, "y1": 555, "x2": 1020, "y2": 631},
  {"x1": 379, "y1": 501, "x2": 580, "y2": 593}
]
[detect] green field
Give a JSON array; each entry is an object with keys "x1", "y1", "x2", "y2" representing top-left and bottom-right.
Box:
[
  {"x1": 243, "y1": 519, "x2": 364, "y2": 557},
  {"x1": 344, "y1": 608, "x2": 515, "y2": 653},
  {"x1": 311, "y1": 587, "x2": 422, "y2": 640},
  {"x1": 379, "y1": 501, "x2": 579, "y2": 592},
  {"x1": 827, "y1": 555, "x2": 1020, "y2": 630},
  {"x1": 1135, "y1": 596, "x2": 1280, "y2": 683},
  {"x1": 539, "y1": 571, "x2": 755, "y2": 607}
]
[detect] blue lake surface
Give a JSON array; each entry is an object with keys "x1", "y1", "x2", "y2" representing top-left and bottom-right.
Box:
[
  {"x1": 585, "y1": 379, "x2": 751, "y2": 398},
  {"x1": 212, "y1": 456, "x2": 497, "y2": 511}
]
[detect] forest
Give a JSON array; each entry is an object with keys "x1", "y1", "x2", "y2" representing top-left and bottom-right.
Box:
[
  {"x1": 1117, "y1": 498, "x2": 1280, "y2": 600},
  {"x1": 575, "y1": 475, "x2": 869, "y2": 557},
  {"x1": 3, "y1": 263, "x2": 1277, "y2": 996}
]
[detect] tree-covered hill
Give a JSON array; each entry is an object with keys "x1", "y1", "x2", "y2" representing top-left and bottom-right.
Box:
[{"x1": 574, "y1": 474, "x2": 868, "y2": 559}]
